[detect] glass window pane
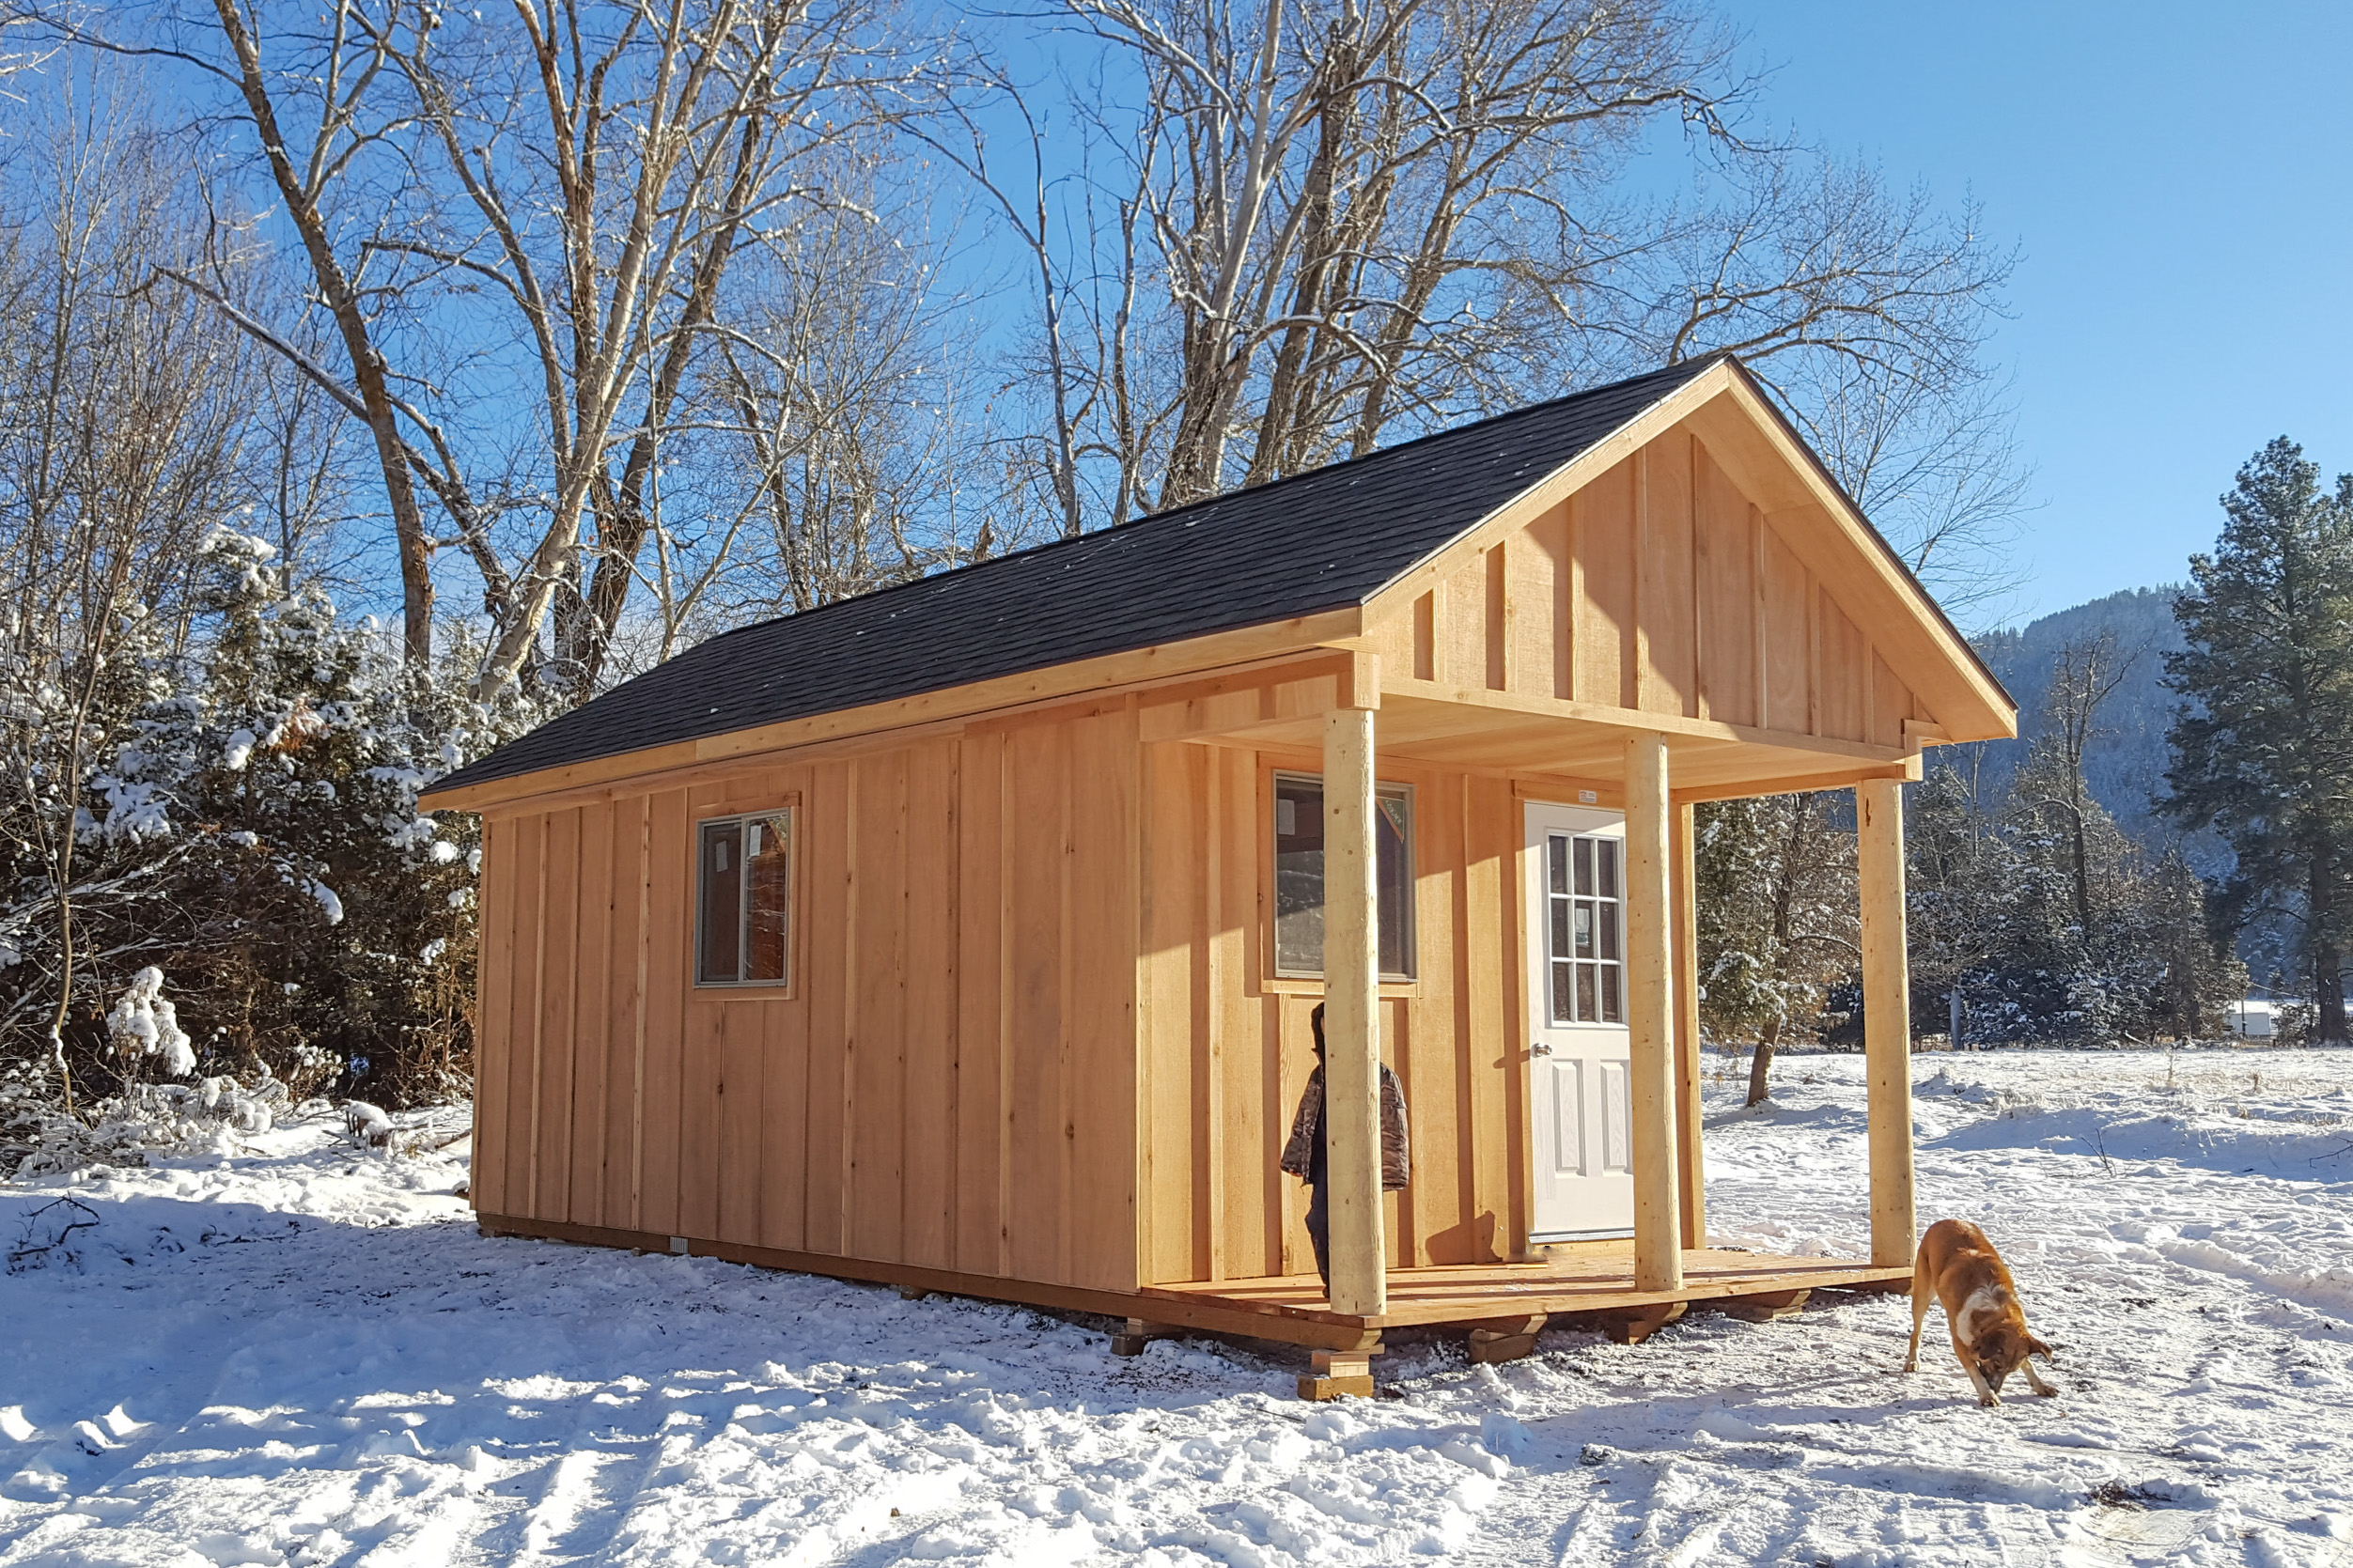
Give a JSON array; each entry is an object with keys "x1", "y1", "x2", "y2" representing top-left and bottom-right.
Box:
[
  {"x1": 697, "y1": 820, "x2": 743, "y2": 984},
  {"x1": 745, "y1": 812, "x2": 791, "y2": 984},
  {"x1": 1275, "y1": 777, "x2": 1414, "y2": 979},
  {"x1": 1551, "y1": 960, "x2": 1574, "y2": 1025},
  {"x1": 1550, "y1": 897, "x2": 1570, "y2": 963},
  {"x1": 1576, "y1": 963, "x2": 1597, "y2": 1021},
  {"x1": 1377, "y1": 789, "x2": 1413, "y2": 978},
  {"x1": 1599, "y1": 963, "x2": 1622, "y2": 1023},
  {"x1": 1598, "y1": 899, "x2": 1619, "y2": 961},
  {"x1": 1548, "y1": 834, "x2": 1568, "y2": 895},
  {"x1": 1273, "y1": 776, "x2": 1325, "y2": 973},
  {"x1": 1573, "y1": 901, "x2": 1594, "y2": 958},
  {"x1": 1597, "y1": 838, "x2": 1619, "y2": 900},
  {"x1": 1574, "y1": 837, "x2": 1594, "y2": 896}
]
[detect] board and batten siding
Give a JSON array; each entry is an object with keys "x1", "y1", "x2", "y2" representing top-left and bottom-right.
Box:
[
  {"x1": 1137, "y1": 743, "x2": 1532, "y2": 1285},
  {"x1": 1367, "y1": 425, "x2": 1922, "y2": 748},
  {"x1": 469, "y1": 701, "x2": 1143, "y2": 1294},
  {"x1": 465, "y1": 417, "x2": 1942, "y2": 1299}
]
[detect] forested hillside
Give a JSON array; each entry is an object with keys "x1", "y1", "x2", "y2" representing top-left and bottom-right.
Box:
[{"x1": 1970, "y1": 586, "x2": 2185, "y2": 844}]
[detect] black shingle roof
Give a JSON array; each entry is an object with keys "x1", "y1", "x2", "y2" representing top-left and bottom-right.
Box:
[{"x1": 430, "y1": 355, "x2": 1727, "y2": 798}]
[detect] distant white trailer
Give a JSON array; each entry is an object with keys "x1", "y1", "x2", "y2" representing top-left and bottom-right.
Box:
[{"x1": 2227, "y1": 1000, "x2": 2280, "y2": 1039}]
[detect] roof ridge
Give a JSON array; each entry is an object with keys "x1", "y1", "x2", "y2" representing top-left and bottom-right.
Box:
[
  {"x1": 429, "y1": 355, "x2": 1733, "y2": 800},
  {"x1": 690, "y1": 355, "x2": 1726, "y2": 653},
  {"x1": 1120, "y1": 352, "x2": 1731, "y2": 528}
]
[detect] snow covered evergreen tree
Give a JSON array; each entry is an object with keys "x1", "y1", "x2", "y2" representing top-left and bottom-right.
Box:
[
  {"x1": 2, "y1": 528, "x2": 536, "y2": 1155},
  {"x1": 1693, "y1": 792, "x2": 1857, "y2": 1102},
  {"x1": 2164, "y1": 437, "x2": 2353, "y2": 1042}
]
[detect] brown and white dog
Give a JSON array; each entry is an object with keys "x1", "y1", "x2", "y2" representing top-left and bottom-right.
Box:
[{"x1": 1902, "y1": 1219, "x2": 2059, "y2": 1406}]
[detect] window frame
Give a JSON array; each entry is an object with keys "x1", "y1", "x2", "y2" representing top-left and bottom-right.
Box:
[
  {"x1": 1269, "y1": 768, "x2": 1419, "y2": 984},
  {"x1": 1544, "y1": 829, "x2": 1626, "y2": 1026},
  {"x1": 691, "y1": 802, "x2": 800, "y2": 993}
]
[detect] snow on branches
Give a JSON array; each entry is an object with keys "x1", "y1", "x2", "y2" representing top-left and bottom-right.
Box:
[
  {"x1": 2, "y1": 524, "x2": 541, "y2": 1141},
  {"x1": 105, "y1": 969, "x2": 193, "y2": 1079}
]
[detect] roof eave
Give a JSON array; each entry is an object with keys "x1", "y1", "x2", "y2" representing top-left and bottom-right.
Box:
[{"x1": 418, "y1": 604, "x2": 1366, "y2": 814}]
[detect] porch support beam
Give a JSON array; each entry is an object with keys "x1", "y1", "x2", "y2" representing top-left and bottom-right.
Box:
[
  {"x1": 1625, "y1": 731, "x2": 1684, "y2": 1293},
  {"x1": 1857, "y1": 778, "x2": 1917, "y2": 1268},
  {"x1": 1322, "y1": 702, "x2": 1387, "y2": 1316},
  {"x1": 1672, "y1": 800, "x2": 1706, "y2": 1249}
]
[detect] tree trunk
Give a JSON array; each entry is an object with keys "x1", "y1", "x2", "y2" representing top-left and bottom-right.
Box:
[
  {"x1": 1744, "y1": 1016, "x2": 1783, "y2": 1108},
  {"x1": 2316, "y1": 955, "x2": 2348, "y2": 1044},
  {"x1": 2067, "y1": 780, "x2": 2094, "y2": 937},
  {"x1": 2311, "y1": 857, "x2": 2349, "y2": 1043},
  {"x1": 209, "y1": 0, "x2": 436, "y2": 667}
]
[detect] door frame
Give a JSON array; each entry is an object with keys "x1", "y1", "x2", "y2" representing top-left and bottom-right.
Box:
[{"x1": 1521, "y1": 799, "x2": 1637, "y2": 1242}]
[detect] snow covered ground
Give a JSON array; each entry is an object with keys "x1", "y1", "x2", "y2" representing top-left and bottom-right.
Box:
[{"x1": 2, "y1": 1046, "x2": 2349, "y2": 1568}]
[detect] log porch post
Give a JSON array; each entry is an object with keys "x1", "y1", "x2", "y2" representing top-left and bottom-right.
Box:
[
  {"x1": 1857, "y1": 777, "x2": 1917, "y2": 1267},
  {"x1": 1322, "y1": 699, "x2": 1386, "y2": 1316},
  {"x1": 1625, "y1": 731, "x2": 1684, "y2": 1292},
  {"x1": 1671, "y1": 800, "x2": 1706, "y2": 1249}
]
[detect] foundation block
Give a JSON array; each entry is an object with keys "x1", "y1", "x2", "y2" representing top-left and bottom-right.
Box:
[{"x1": 1299, "y1": 1346, "x2": 1379, "y2": 1401}]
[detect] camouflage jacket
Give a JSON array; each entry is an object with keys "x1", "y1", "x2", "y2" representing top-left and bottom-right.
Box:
[{"x1": 1279, "y1": 1063, "x2": 1410, "y2": 1190}]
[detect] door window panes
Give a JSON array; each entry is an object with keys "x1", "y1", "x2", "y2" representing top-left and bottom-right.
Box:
[{"x1": 1546, "y1": 831, "x2": 1622, "y2": 1023}]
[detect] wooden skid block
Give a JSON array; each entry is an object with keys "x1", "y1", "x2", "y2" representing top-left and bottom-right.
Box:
[
  {"x1": 1466, "y1": 1313, "x2": 1549, "y2": 1366},
  {"x1": 1593, "y1": 1300, "x2": 1687, "y2": 1345},
  {"x1": 1299, "y1": 1348, "x2": 1378, "y2": 1401},
  {"x1": 1467, "y1": 1330, "x2": 1539, "y2": 1365},
  {"x1": 1722, "y1": 1288, "x2": 1810, "y2": 1323},
  {"x1": 1111, "y1": 1318, "x2": 1183, "y2": 1358}
]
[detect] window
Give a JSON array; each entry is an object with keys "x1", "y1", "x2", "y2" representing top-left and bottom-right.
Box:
[
  {"x1": 1545, "y1": 831, "x2": 1623, "y2": 1024},
  {"x1": 695, "y1": 810, "x2": 793, "y2": 986},
  {"x1": 1272, "y1": 772, "x2": 1416, "y2": 980}
]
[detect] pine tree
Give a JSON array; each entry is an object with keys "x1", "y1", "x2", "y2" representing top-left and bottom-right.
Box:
[
  {"x1": 2, "y1": 528, "x2": 539, "y2": 1133},
  {"x1": 2164, "y1": 439, "x2": 2353, "y2": 1043},
  {"x1": 2146, "y1": 850, "x2": 2244, "y2": 1040},
  {"x1": 1693, "y1": 793, "x2": 1856, "y2": 1104}
]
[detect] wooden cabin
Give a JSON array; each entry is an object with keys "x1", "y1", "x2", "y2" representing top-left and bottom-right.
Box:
[{"x1": 421, "y1": 355, "x2": 2017, "y2": 1395}]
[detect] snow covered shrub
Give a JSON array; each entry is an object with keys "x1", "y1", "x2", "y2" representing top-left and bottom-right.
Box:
[
  {"x1": 0, "y1": 528, "x2": 538, "y2": 1151},
  {"x1": 106, "y1": 968, "x2": 194, "y2": 1078},
  {"x1": 9, "y1": 1073, "x2": 290, "y2": 1178},
  {"x1": 342, "y1": 1100, "x2": 393, "y2": 1147}
]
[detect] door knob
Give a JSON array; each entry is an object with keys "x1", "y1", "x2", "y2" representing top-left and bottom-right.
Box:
[{"x1": 1530, "y1": 1043, "x2": 1552, "y2": 1057}]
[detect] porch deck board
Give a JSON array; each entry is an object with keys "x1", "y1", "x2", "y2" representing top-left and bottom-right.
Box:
[{"x1": 1140, "y1": 1247, "x2": 1909, "y2": 1331}]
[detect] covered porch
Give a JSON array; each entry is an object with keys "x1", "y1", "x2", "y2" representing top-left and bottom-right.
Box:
[
  {"x1": 1140, "y1": 1246, "x2": 1910, "y2": 1350},
  {"x1": 1135, "y1": 644, "x2": 1927, "y2": 1396}
]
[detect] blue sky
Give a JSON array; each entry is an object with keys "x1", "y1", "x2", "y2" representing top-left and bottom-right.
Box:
[{"x1": 1717, "y1": 0, "x2": 2353, "y2": 625}]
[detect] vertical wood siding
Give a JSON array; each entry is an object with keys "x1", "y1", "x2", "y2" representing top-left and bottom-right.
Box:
[
  {"x1": 471, "y1": 417, "x2": 1928, "y2": 1296},
  {"x1": 475, "y1": 705, "x2": 1141, "y2": 1293},
  {"x1": 1134, "y1": 744, "x2": 1534, "y2": 1281},
  {"x1": 1372, "y1": 419, "x2": 1921, "y2": 742}
]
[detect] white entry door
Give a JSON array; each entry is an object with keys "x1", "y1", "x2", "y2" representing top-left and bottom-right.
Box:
[{"x1": 1525, "y1": 802, "x2": 1636, "y2": 1239}]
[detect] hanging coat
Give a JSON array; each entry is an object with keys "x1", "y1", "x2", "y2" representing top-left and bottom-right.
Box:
[{"x1": 1280, "y1": 1063, "x2": 1410, "y2": 1190}]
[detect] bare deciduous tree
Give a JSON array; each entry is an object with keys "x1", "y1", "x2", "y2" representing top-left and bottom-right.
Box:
[
  {"x1": 0, "y1": 92, "x2": 317, "y2": 1103},
  {"x1": 2024, "y1": 630, "x2": 2142, "y2": 935},
  {"x1": 1050, "y1": 0, "x2": 1740, "y2": 515},
  {"x1": 23, "y1": 0, "x2": 921, "y2": 694},
  {"x1": 367, "y1": 0, "x2": 912, "y2": 695},
  {"x1": 952, "y1": 0, "x2": 2021, "y2": 566}
]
